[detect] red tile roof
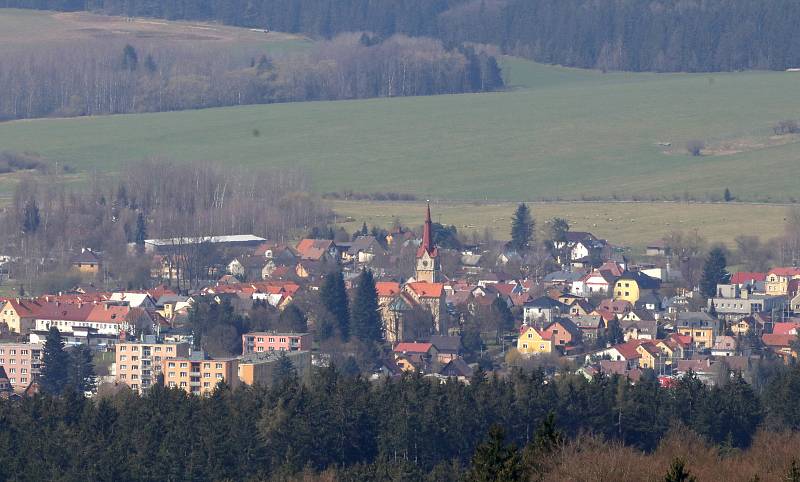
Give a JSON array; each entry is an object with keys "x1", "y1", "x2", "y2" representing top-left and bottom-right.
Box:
[
  {"x1": 406, "y1": 282, "x2": 444, "y2": 298},
  {"x1": 762, "y1": 333, "x2": 797, "y2": 348},
  {"x1": 773, "y1": 322, "x2": 800, "y2": 335},
  {"x1": 730, "y1": 272, "x2": 766, "y2": 284},
  {"x1": 393, "y1": 342, "x2": 434, "y2": 354},
  {"x1": 376, "y1": 282, "x2": 401, "y2": 297},
  {"x1": 768, "y1": 267, "x2": 800, "y2": 277}
]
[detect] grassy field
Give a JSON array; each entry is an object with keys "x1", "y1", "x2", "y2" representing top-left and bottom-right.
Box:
[
  {"x1": 0, "y1": 9, "x2": 309, "y2": 51},
  {"x1": 329, "y1": 199, "x2": 793, "y2": 249},
  {"x1": 0, "y1": 10, "x2": 799, "y2": 204}
]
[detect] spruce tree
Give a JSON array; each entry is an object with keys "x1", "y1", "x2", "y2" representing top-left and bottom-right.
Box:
[
  {"x1": 135, "y1": 212, "x2": 147, "y2": 249},
  {"x1": 700, "y1": 247, "x2": 729, "y2": 298},
  {"x1": 664, "y1": 458, "x2": 696, "y2": 482},
  {"x1": 40, "y1": 327, "x2": 70, "y2": 395},
  {"x1": 320, "y1": 269, "x2": 350, "y2": 340},
  {"x1": 68, "y1": 345, "x2": 96, "y2": 394},
  {"x1": 350, "y1": 269, "x2": 382, "y2": 343},
  {"x1": 509, "y1": 203, "x2": 534, "y2": 252},
  {"x1": 467, "y1": 425, "x2": 523, "y2": 482}
]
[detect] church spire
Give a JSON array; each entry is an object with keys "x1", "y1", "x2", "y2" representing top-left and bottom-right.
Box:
[{"x1": 421, "y1": 201, "x2": 433, "y2": 254}]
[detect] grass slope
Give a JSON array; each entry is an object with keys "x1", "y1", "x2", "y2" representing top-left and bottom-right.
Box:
[
  {"x1": 0, "y1": 11, "x2": 799, "y2": 203},
  {"x1": 330, "y1": 200, "x2": 792, "y2": 249}
]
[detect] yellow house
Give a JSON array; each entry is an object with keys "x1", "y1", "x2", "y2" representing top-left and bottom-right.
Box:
[
  {"x1": 765, "y1": 268, "x2": 800, "y2": 296},
  {"x1": 636, "y1": 343, "x2": 661, "y2": 370},
  {"x1": 0, "y1": 299, "x2": 42, "y2": 334},
  {"x1": 517, "y1": 325, "x2": 553, "y2": 355},
  {"x1": 613, "y1": 272, "x2": 660, "y2": 304},
  {"x1": 71, "y1": 249, "x2": 102, "y2": 275},
  {"x1": 676, "y1": 314, "x2": 718, "y2": 349}
]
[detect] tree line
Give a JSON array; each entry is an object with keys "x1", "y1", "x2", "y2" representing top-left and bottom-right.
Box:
[
  {"x1": 5, "y1": 0, "x2": 800, "y2": 72},
  {"x1": 0, "y1": 33, "x2": 503, "y2": 120},
  {"x1": 2, "y1": 159, "x2": 330, "y2": 292},
  {"x1": 3, "y1": 362, "x2": 800, "y2": 480}
]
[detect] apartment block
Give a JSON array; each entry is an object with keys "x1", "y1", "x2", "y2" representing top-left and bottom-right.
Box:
[
  {"x1": 162, "y1": 352, "x2": 239, "y2": 396},
  {"x1": 0, "y1": 342, "x2": 42, "y2": 391},
  {"x1": 242, "y1": 332, "x2": 312, "y2": 354},
  {"x1": 115, "y1": 337, "x2": 190, "y2": 393}
]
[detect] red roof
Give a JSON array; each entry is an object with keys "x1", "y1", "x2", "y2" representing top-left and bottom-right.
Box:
[
  {"x1": 613, "y1": 339, "x2": 648, "y2": 360},
  {"x1": 86, "y1": 304, "x2": 130, "y2": 324},
  {"x1": 393, "y1": 342, "x2": 433, "y2": 354},
  {"x1": 376, "y1": 282, "x2": 401, "y2": 297},
  {"x1": 730, "y1": 272, "x2": 766, "y2": 284},
  {"x1": 36, "y1": 302, "x2": 95, "y2": 322},
  {"x1": 768, "y1": 267, "x2": 800, "y2": 277},
  {"x1": 762, "y1": 333, "x2": 797, "y2": 348},
  {"x1": 773, "y1": 322, "x2": 800, "y2": 335},
  {"x1": 4, "y1": 299, "x2": 43, "y2": 318},
  {"x1": 416, "y1": 203, "x2": 438, "y2": 258},
  {"x1": 668, "y1": 333, "x2": 693, "y2": 348},
  {"x1": 406, "y1": 282, "x2": 444, "y2": 298}
]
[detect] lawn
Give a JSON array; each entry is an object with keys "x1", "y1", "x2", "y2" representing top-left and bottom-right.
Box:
[
  {"x1": 0, "y1": 10, "x2": 799, "y2": 203},
  {"x1": 328, "y1": 199, "x2": 793, "y2": 249}
]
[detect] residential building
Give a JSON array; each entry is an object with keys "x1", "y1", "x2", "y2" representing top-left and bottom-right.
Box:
[
  {"x1": 0, "y1": 299, "x2": 43, "y2": 334},
  {"x1": 517, "y1": 325, "x2": 553, "y2": 356},
  {"x1": 0, "y1": 342, "x2": 41, "y2": 391},
  {"x1": 163, "y1": 352, "x2": 239, "y2": 395},
  {"x1": 71, "y1": 248, "x2": 102, "y2": 275},
  {"x1": 613, "y1": 271, "x2": 660, "y2": 304},
  {"x1": 115, "y1": 338, "x2": 190, "y2": 393},
  {"x1": 676, "y1": 312, "x2": 718, "y2": 350},
  {"x1": 708, "y1": 283, "x2": 786, "y2": 320},
  {"x1": 242, "y1": 332, "x2": 313, "y2": 354},
  {"x1": 523, "y1": 296, "x2": 566, "y2": 324},
  {"x1": 765, "y1": 267, "x2": 800, "y2": 296}
]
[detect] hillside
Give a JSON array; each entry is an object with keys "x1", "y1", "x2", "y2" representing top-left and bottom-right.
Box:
[{"x1": 0, "y1": 56, "x2": 799, "y2": 202}]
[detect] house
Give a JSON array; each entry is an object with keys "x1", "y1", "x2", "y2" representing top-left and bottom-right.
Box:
[
  {"x1": 645, "y1": 241, "x2": 670, "y2": 257},
  {"x1": 765, "y1": 267, "x2": 800, "y2": 296},
  {"x1": 429, "y1": 335, "x2": 462, "y2": 363},
  {"x1": 542, "y1": 317, "x2": 582, "y2": 349},
  {"x1": 238, "y1": 350, "x2": 312, "y2": 387},
  {"x1": 71, "y1": 249, "x2": 102, "y2": 275},
  {"x1": 676, "y1": 312, "x2": 718, "y2": 350},
  {"x1": 517, "y1": 325, "x2": 553, "y2": 356},
  {"x1": 710, "y1": 335, "x2": 737, "y2": 357},
  {"x1": 109, "y1": 292, "x2": 157, "y2": 309},
  {"x1": 613, "y1": 271, "x2": 660, "y2": 304},
  {"x1": 0, "y1": 299, "x2": 43, "y2": 334},
  {"x1": 708, "y1": 283, "x2": 786, "y2": 320},
  {"x1": 567, "y1": 299, "x2": 594, "y2": 316},
  {"x1": 295, "y1": 239, "x2": 338, "y2": 262},
  {"x1": 570, "y1": 315, "x2": 605, "y2": 343},
  {"x1": 635, "y1": 342, "x2": 662, "y2": 370},
  {"x1": 762, "y1": 334, "x2": 797, "y2": 362},
  {"x1": 345, "y1": 236, "x2": 384, "y2": 264},
  {"x1": 620, "y1": 318, "x2": 657, "y2": 341},
  {"x1": 115, "y1": 338, "x2": 191, "y2": 393},
  {"x1": 439, "y1": 358, "x2": 472, "y2": 381},
  {"x1": 596, "y1": 298, "x2": 632, "y2": 315},
  {"x1": 393, "y1": 342, "x2": 438, "y2": 369},
  {"x1": 0, "y1": 342, "x2": 42, "y2": 392},
  {"x1": 572, "y1": 270, "x2": 616, "y2": 297},
  {"x1": 730, "y1": 272, "x2": 766, "y2": 288},
  {"x1": 523, "y1": 296, "x2": 567, "y2": 325}
]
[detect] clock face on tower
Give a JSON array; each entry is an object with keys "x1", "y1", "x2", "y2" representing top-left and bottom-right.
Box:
[{"x1": 422, "y1": 260, "x2": 428, "y2": 267}]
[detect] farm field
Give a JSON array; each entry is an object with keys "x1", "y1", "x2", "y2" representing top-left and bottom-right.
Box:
[
  {"x1": 0, "y1": 10, "x2": 799, "y2": 203},
  {"x1": 328, "y1": 200, "x2": 793, "y2": 249},
  {"x1": 0, "y1": 9, "x2": 309, "y2": 51}
]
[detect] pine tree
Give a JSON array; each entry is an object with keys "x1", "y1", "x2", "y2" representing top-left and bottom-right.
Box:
[
  {"x1": 724, "y1": 188, "x2": 733, "y2": 202},
  {"x1": 22, "y1": 199, "x2": 40, "y2": 235},
  {"x1": 786, "y1": 459, "x2": 800, "y2": 482},
  {"x1": 350, "y1": 269, "x2": 382, "y2": 343},
  {"x1": 121, "y1": 44, "x2": 138, "y2": 71},
  {"x1": 40, "y1": 327, "x2": 70, "y2": 395},
  {"x1": 68, "y1": 345, "x2": 96, "y2": 394},
  {"x1": 509, "y1": 203, "x2": 534, "y2": 252},
  {"x1": 135, "y1": 212, "x2": 147, "y2": 248},
  {"x1": 700, "y1": 247, "x2": 729, "y2": 298},
  {"x1": 467, "y1": 425, "x2": 523, "y2": 482},
  {"x1": 664, "y1": 458, "x2": 696, "y2": 482},
  {"x1": 320, "y1": 269, "x2": 350, "y2": 340}
]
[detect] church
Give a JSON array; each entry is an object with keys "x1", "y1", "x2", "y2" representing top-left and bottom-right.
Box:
[{"x1": 378, "y1": 204, "x2": 448, "y2": 344}]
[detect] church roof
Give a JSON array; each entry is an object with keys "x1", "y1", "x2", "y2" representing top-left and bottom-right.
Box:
[{"x1": 416, "y1": 203, "x2": 438, "y2": 258}]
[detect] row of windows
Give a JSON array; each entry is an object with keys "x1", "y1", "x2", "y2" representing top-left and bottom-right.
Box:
[
  {"x1": 167, "y1": 362, "x2": 223, "y2": 369},
  {"x1": 4, "y1": 368, "x2": 28, "y2": 374},
  {"x1": 8, "y1": 377, "x2": 28, "y2": 384},
  {"x1": 167, "y1": 372, "x2": 223, "y2": 379},
  {"x1": 119, "y1": 345, "x2": 174, "y2": 353},
  {"x1": 0, "y1": 349, "x2": 29, "y2": 355}
]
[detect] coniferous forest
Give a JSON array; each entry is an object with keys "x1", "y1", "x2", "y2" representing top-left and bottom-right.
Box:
[
  {"x1": 4, "y1": 0, "x2": 800, "y2": 72},
  {"x1": 3, "y1": 364, "x2": 800, "y2": 480}
]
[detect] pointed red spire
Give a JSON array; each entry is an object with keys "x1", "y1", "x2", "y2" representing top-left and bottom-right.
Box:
[{"x1": 418, "y1": 201, "x2": 437, "y2": 258}]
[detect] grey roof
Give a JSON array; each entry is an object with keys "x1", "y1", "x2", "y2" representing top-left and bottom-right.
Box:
[{"x1": 429, "y1": 335, "x2": 462, "y2": 353}]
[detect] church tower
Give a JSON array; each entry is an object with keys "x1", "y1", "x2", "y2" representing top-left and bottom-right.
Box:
[{"x1": 415, "y1": 203, "x2": 440, "y2": 283}]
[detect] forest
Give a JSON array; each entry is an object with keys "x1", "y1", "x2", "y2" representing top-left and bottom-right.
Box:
[
  {"x1": 3, "y1": 363, "x2": 800, "y2": 481},
  {"x1": 0, "y1": 34, "x2": 503, "y2": 120},
  {"x1": 4, "y1": 0, "x2": 800, "y2": 72}
]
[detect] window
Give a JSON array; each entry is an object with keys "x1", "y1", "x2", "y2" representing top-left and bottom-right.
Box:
[
  {"x1": 203, "y1": 382, "x2": 210, "y2": 388},
  {"x1": 167, "y1": 347, "x2": 173, "y2": 352},
  {"x1": 154, "y1": 347, "x2": 161, "y2": 352},
  {"x1": 180, "y1": 372, "x2": 187, "y2": 377},
  {"x1": 523, "y1": 344, "x2": 528, "y2": 349},
  {"x1": 180, "y1": 382, "x2": 187, "y2": 387},
  {"x1": 180, "y1": 363, "x2": 187, "y2": 368},
  {"x1": 696, "y1": 332, "x2": 702, "y2": 337},
  {"x1": 215, "y1": 363, "x2": 222, "y2": 369},
  {"x1": 120, "y1": 355, "x2": 127, "y2": 361},
  {"x1": 132, "y1": 346, "x2": 139, "y2": 351},
  {"x1": 131, "y1": 356, "x2": 139, "y2": 361},
  {"x1": 203, "y1": 363, "x2": 211, "y2": 369},
  {"x1": 120, "y1": 365, "x2": 127, "y2": 370},
  {"x1": 20, "y1": 377, "x2": 26, "y2": 383},
  {"x1": 204, "y1": 373, "x2": 210, "y2": 378},
  {"x1": 216, "y1": 373, "x2": 223, "y2": 379},
  {"x1": 257, "y1": 337, "x2": 264, "y2": 342},
  {"x1": 168, "y1": 362, "x2": 175, "y2": 368},
  {"x1": 257, "y1": 347, "x2": 264, "y2": 352},
  {"x1": 169, "y1": 382, "x2": 176, "y2": 388},
  {"x1": 131, "y1": 374, "x2": 138, "y2": 380},
  {"x1": 169, "y1": 372, "x2": 176, "y2": 378},
  {"x1": 120, "y1": 374, "x2": 127, "y2": 380}
]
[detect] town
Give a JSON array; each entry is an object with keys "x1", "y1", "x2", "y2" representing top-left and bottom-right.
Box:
[{"x1": 0, "y1": 201, "x2": 797, "y2": 400}]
